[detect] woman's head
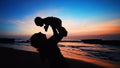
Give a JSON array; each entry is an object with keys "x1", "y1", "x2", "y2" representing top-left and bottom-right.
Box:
[
  {"x1": 34, "y1": 17, "x2": 43, "y2": 26},
  {"x1": 30, "y1": 32, "x2": 47, "y2": 48}
]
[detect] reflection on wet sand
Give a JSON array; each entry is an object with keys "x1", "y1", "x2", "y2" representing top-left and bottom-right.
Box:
[
  {"x1": 59, "y1": 42, "x2": 120, "y2": 68},
  {"x1": 0, "y1": 42, "x2": 120, "y2": 68}
]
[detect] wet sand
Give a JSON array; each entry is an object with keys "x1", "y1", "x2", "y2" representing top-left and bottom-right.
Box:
[{"x1": 0, "y1": 47, "x2": 109, "y2": 68}]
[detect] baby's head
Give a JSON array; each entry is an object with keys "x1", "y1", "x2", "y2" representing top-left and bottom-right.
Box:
[{"x1": 34, "y1": 17, "x2": 43, "y2": 26}]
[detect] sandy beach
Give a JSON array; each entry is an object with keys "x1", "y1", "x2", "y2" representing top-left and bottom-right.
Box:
[{"x1": 0, "y1": 47, "x2": 105, "y2": 68}]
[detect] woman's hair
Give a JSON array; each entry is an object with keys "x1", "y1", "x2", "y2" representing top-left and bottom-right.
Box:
[{"x1": 30, "y1": 32, "x2": 47, "y2": 48}]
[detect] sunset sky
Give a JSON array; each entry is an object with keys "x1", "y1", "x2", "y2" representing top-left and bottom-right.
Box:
[{"x1": 0, "y1": 0, "x2": 120, "y2": 40}]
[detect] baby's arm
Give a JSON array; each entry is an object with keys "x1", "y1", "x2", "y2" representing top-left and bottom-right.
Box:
[{"x1": 44, "y1": 24, "x2": 49, "y2": 31}]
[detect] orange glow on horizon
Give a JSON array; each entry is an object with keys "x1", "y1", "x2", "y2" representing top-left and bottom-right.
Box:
[
  {"x1": 66, "y1": 19, "x2": 120, "y2": 37},
  {"x1": 10, "y1": 18, "x2": 120, "y2": 39}
]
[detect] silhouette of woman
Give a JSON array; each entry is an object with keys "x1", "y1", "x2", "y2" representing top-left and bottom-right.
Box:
[
  {"x1": 30, "y1": 17, "x2": 68, "y2": 68},
  {"x1": 47, "y1": 26, "x2": 68, "y2": 68}
]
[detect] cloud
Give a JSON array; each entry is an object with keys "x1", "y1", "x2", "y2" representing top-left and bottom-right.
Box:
[
  {"x1": 65, "y1": 19, "x2": 120, "y2": 36},
  {"x1": 7, "y1": 8, "x2": 120, "y2": 40},
  {"x1": 10, "y1": 9, "x2": 62, "y2": 37}
]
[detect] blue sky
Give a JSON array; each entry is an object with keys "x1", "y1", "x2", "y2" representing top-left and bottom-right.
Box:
[
  {"x1": 1, "y1": 0, "x2": 119, "y2": 19},
  {"x1": 0, "y1": 0, "x2": 120, "y2": 40}
]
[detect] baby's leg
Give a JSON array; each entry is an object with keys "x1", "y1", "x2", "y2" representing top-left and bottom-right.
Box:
[{"x1": 54, "y1": 22, "x2": 62, "y2": 28}]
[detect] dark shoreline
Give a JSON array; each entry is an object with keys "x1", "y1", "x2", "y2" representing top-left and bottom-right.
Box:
[
  {"x1": 81, "y1": 39, "x2": 120, "y2": 46},
  {"x1": 0, "y1": 47, "x2": 104, "y2": 68},
  {"x1": 0, "y1": 38, "x2": 119, "y2": 46}
]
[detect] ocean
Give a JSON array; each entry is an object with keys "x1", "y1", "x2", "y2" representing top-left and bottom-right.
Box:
[{"x1": 0, "y1": 41, "x2": 120, "y2": 67}]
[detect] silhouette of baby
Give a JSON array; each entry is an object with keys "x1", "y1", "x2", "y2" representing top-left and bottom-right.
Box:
[{"x1": 34, "y1": 16, "x2": 62, "y2": 32}]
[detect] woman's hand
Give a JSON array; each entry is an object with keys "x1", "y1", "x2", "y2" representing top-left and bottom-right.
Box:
[{"x1": 58, "y1": 27, "x2": 68, "y2": 37}]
